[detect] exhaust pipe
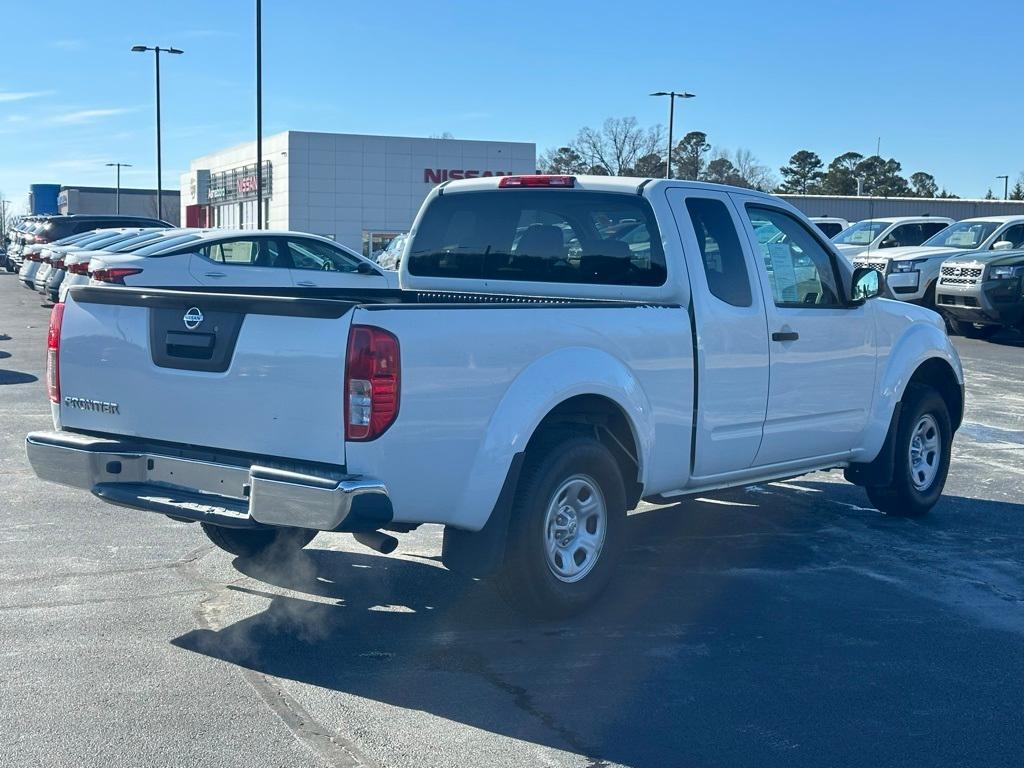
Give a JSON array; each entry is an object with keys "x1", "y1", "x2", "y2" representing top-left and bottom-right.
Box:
[{"x1": 353, "y1": 530, "x2": 399, "y2": 554}]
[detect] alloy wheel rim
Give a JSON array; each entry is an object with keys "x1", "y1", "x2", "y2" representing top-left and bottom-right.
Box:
[
  {"x1": 543, "y1": 474, "x2": 607, "y2": 583},
  {"x1": 909, "y1": 414, "x2": 941, "y2": 491}
]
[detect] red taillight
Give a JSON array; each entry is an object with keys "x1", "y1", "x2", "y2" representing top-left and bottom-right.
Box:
[
  {"x1": 345, "y1": 325, "x2": 400, "y2": 441},
  {"x1": 41, "y1": 255, "x2": 52, "y2": 264},
  {"x1": 91, "y1": 267, "x2": 143, "y2": 284},
  {"x1": 68, "y1": 262, "x2": 89, "y2": 275},
  {"x1": 46, "y1": 303, "x2": 65, "y2": 404},
  {"x1": 26, "y1": 253, "x2": 40, "y2": 262},
  {"x1": 498, "y1": 174, "x2": 576, "y2": 188},
  {"x1": 51, "y1": 258, "x2": 65, "y2": 270}
]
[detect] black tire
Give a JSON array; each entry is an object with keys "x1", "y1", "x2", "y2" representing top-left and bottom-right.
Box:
[
  {"x1": 960, "y1": 322, "x2": 1000, "y2": 340},
  {"x1": 866, "y1": 384, "x2": 952, "y2": 517},
  {"x1": 921, "y1": 282, "x2": 937, "y2": 310},
  {"x1": 496, "y1": 434, "x2": 627, "y2": 618},
  {"x1": 200, "y1": 523, "x2": 317, "y2": 559}
]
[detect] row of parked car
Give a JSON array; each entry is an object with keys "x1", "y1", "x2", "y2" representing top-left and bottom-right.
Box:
[
  {"x1": 806, "y1": 214, "x2": 1024, "y2": 338},
  {"x1": 2, "y1": 213, "x2": 399, "y2": 303}
]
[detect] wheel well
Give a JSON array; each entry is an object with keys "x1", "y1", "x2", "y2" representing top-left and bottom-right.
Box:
[
  {"x1": 526, "y1": 394, "x2": 643, "y2": 509},
  {"x1": 908, "y1": 357, "x2": 963, "y2": 429}
]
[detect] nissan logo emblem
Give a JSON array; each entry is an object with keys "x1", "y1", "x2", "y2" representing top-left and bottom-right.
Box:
[{"x1": 183, "y1": 307, "x2": 204, "y2": 330}]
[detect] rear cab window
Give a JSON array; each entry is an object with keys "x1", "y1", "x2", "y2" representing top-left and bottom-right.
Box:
[{"x1": 407, "y1": 190, "x2": 667, "y2": 286}]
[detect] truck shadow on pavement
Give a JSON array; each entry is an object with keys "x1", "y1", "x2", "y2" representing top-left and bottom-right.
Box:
[
  {"x1": 173, "y1": 481, "x2": 1024, "y2": 767},
  {"x1": 0, "y1": 370, "x2": 37, "y2": 385}
]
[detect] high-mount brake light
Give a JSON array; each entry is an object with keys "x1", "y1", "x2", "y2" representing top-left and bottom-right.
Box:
[
  {"x1": 91, "y1": 267, "x2": 143, "y2": 284},
  {"x1": 345, "y1": 325, "x2": 400, "y2": 441},
  {"x1": 498, "y1": 175, "x2": 576, "y2": 188},
  {"x1": 46, "y1": 303, "x2": 65, "y2": 404}
]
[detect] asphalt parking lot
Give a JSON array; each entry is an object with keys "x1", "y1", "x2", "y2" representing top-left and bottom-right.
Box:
[{"x1": 1, "y1": 273, "x2": 1021, "y2": 768}]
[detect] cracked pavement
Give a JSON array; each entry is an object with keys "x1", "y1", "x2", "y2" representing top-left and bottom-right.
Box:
[{"x1": 1, "y1": 273, "x2": 1022, "y2": 767}]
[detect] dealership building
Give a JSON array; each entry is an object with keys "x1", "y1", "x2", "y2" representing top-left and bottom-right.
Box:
[
  {"x1": 25, "y1": 182, "x2": 180, "y2": 224},
  {"x1": 181, "y1": 131, "x2": 536, "y2": 255}
]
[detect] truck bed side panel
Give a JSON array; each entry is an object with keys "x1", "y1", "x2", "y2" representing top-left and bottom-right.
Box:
[{"x1": 345, "y1": 304, "x2": 693, "y2": 530}]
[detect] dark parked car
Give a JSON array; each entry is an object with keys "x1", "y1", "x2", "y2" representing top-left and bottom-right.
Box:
[{"x1": 936, "y1": 250, "x2": 1024, "y2": 338}]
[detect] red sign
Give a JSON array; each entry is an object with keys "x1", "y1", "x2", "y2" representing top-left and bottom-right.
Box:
[
  {"x1": 237, "y1": 175, "x2": 258, "y2": 195},
  {"x1": 423, "y1": 168, "x2": 511, "y2": 184}
]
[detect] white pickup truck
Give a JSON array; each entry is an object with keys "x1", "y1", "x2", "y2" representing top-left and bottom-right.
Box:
[{"x1": 27, "y1": 176, "x2": 964, "y2": 616}]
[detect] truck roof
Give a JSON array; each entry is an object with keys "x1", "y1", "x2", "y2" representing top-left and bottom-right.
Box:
[{"x1": 438, "y1": 174, "x2": 781, "y2": 202}]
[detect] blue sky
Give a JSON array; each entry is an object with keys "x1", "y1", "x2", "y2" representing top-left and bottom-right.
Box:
[{"x1": 1, "y1": 0, "x2": 1021, "y2": 211}]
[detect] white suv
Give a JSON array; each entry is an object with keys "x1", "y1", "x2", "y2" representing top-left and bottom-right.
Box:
[
  {"x1": 810, "y1": 216, "x2": 851, "y2": 238},
  {"x1": 854, "y1": 216, "x2": 1024, "y2": 306},
  {"x1": 832, "y1": 216, "x2": 953, "y2": 262}
]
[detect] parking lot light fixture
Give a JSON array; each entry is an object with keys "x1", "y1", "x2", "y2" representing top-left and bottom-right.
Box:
[
  {"x1": 650, "y1": 91, "x2": 695, "y2": 179},
  {"x1": 131, "y1": 45, "x2": 184, "y2": 221},
  {"x1": 997, "y1": 175, "x2": 1009, "y2": 200},
  {"x1": 105, "y1": 163, "x2": 132, "y2": 214}
]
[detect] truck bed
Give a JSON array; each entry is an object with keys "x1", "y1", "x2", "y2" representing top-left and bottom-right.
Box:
[{"x1": 56, "y1": 284, "x2": 691, "y2": 529}]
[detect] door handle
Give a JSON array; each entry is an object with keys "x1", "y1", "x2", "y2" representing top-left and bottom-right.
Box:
[
  {"x1": 772, "y1": 331, "x2": 799, "y2": 342},
  {"x1": 204, "y1": 272, "x2": 225, "y2": 279},
  {"x1": 296, "y1": 280, "x2": 316, "y2": 287}
]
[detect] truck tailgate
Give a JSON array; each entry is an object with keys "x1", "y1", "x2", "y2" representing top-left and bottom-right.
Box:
[{"x1": 57, "y1": 287, "x2": 354, "y2": 465}]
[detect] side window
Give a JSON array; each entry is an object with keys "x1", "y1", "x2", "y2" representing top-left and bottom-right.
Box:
[
  {"x1": 287, "y1": 239, "x2": 363, "y2": 272},
  {"x1": 200, "y1": 239, "x2": 282, "y2": 267},
  {"x1": 746, "y1": 205, "x2": 843, "y2": 307},
  {"x1": 885, "y1": 223, "x2": 925, "y2": 248},
  {"x1": 995, "y1": 224, "x2": 1024, "y2": 248},
  {"x1": 684, "y1": 198, "x2": 752, "y2": 307},
  {"x1": 922, "y1": 222, "x2": 949, "y2": 239}
]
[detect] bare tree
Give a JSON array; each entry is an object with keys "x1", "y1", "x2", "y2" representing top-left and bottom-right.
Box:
[
  {"x1": 728, "y1": 148, "x2": 777, "y2": 191},
  {"x1": 571, "y1": 117, "x2": 665, "y2": 177}
]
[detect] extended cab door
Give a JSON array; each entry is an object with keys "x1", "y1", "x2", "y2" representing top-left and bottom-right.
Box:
[
  {"x1": 188, "y1": 237, "x2": 296, "y2": 287},
  {"x1": 667, "y1": 189, "x2": 770, "y2": 477},
  {"x1": 737, "y1": 200, "x2": 876, "y2": 466}
]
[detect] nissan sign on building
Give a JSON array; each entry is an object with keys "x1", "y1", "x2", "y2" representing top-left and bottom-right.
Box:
[{"x1": 181, "y1": 131, "x2": 536, "y2": 256}]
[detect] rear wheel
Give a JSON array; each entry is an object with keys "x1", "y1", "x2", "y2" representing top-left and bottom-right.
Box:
[
  {"x1": 200, "y1": 523, "x2": 317, "y2": 559},
  {"x1": 866, "y1": 384, "x2": 951, "y2": 517},
  {"x1": 496, "y1": 434, "x2": 627, "y2": 618}
]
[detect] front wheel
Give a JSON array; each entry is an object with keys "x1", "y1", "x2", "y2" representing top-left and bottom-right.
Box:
[
  {"x1": 200, "y1": 523, "x2": 317, "y2": 558},
  {"x1": 866, "y1": 384, "x2": 952, "y2": 517},
  {"x1": 497, "y1": 435, "x2": 627, "y2": 618},
  {"x1": 948, "y1": 317, "x2": 1000, "y2": 339}
]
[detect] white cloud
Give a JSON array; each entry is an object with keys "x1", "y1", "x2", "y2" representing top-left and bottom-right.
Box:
[
  {"x1": 0, "y1": 90, "x2": 52, "y2": 103},
  {"x1": 51, "y1": 107, "x2": 136, "y2": 125},
  {"x1": 51, "y1": 39, "x2": 84, "y2": 51}
]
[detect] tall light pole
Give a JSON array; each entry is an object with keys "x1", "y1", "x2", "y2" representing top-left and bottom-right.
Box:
[
  {"x1": 651, "y1": 91, "x2": 695, "y2": 179},
  {"x1": 131, "y1": 45, "x2": 184, "y2": 221},
  {"x1": 105, "y1": 162, "x2": 132, "y2": 214},
  {"x1": 1, "y1": 200, "x2": 9, "y2": 249},
  {"x1": 255, "y1": 0, "x2": 264, "y2": 229},
  {"x1": 996, "y1": 175, "x2": 1009, "y2": 200}
]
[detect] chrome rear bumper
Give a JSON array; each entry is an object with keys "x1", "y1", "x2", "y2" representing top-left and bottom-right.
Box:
[{"x1": 25, "y1": 430, "x2": 391, "y2": 531}]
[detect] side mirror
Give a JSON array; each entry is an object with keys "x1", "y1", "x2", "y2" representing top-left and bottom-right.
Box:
[
  {"x1": 992, "y1": 240, "x2": 1014, "y2": 251},
  {"x1": 880, "y1": 236, "x2": 898, "y2": 248},
  {"x1": 356, "y1": 261, "x2": 377, "y2": 275},
  {"x1": 851, "y1": 266, "x2": 881, "y2": 302}
]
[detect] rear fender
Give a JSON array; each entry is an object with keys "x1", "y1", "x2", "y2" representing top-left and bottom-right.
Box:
[{"x1": 451, "y1": 346, "x2": 653, "y2": 531}]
